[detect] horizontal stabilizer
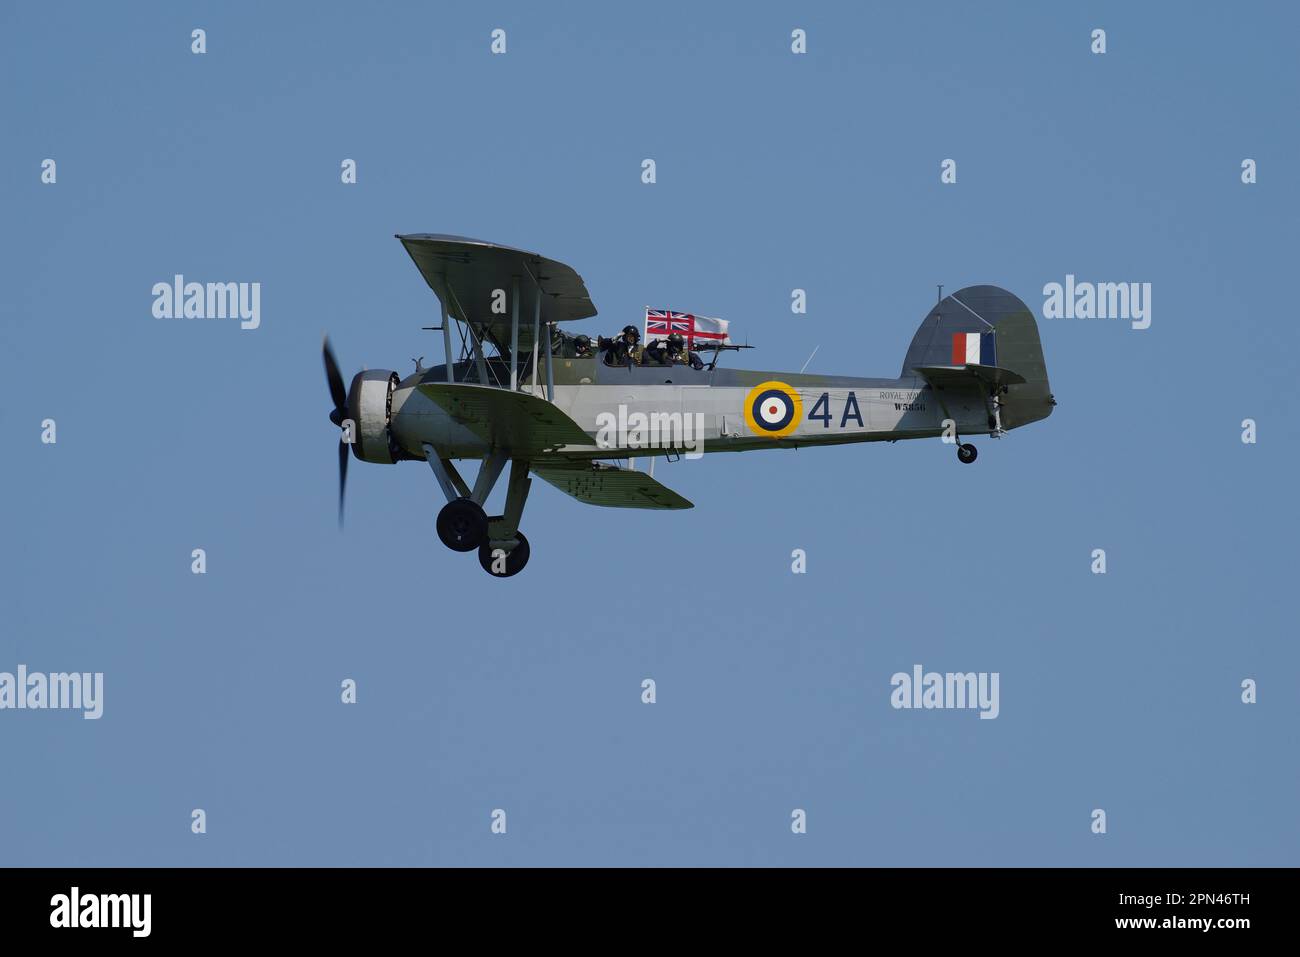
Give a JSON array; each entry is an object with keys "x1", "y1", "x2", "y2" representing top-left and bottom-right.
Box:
[
  {"x1": 914, "y1": 364, "x2": 1027, "y2": 390},
  {"x1": 417, "y1": 383, "x2": 591, "y2": 454},
  {"x1": 532, "y1": 462, "x2": 694, "y2": 510}
]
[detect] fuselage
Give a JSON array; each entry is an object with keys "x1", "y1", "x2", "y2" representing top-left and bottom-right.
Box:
[{"x1": 388, "y1": 355, "x2": 999, "y2": 461}]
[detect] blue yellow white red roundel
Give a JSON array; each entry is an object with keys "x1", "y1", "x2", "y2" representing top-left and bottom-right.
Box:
[{"x1": 743, "y1": 381, "x2": 803, "y2": 438}]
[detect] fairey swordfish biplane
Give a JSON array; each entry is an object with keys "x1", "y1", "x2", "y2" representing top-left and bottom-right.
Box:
[{"x1": 321, "y1": 234, "x2": 1055, "y2": 577}]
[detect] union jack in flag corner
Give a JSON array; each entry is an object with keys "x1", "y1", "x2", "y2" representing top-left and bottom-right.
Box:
[{"x1": 644, "y1": 308, "x2": 730, "y2": 349}]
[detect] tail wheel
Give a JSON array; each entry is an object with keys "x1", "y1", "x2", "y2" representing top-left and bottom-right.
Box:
[
  {"x1": 957, "y1": 443, "x2": 978, "y2": 464},
  {"x1": 436, "y1": 498, "x2": 488, "y2": 552},
  {"x1": 479, "y1": 532, "x2": 530, "y2": 577}
]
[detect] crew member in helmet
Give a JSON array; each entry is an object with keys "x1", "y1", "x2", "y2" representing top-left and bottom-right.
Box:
[
  {"x1": 643, "y1": 337, "x2": 669, "y2": 365},
  {"x1": 621, "y1": 325, "x2": 643, "y2": 367},
  {"x1": 598, "y1": 335, "x2": 627, "y2": 365},
  {"x1": 573, "y1": 334, "x2": 593, "y2": 358},
  {"x1": 667, "y1": 332, "x2": 706, "y2": 370}
]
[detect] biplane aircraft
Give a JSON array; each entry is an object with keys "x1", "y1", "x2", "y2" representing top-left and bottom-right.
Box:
[{"x1": 322, "y1": 234, "x2": 1055, "y2": 577}]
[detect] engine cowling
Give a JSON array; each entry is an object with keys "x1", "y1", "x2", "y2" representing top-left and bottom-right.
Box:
[{"x1": 346, "y1": 370, "x2": 401, "y2": 464}]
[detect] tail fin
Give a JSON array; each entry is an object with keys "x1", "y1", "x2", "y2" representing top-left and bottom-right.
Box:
[{"x1": 900, "y1": 285, "x2": 1054, "y2": 430}]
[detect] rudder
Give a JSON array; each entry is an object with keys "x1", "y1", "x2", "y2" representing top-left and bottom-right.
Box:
[{"x1": 900, "y1": 285, "x2": 1054, "y2": 431}]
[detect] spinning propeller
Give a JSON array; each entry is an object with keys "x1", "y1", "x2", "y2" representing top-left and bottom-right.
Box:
[{"x1": 322, "y1": 336, "x2": 350, "y2": 526}]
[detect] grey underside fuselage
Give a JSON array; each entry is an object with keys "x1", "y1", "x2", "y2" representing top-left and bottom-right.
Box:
[{"x1": 388, "y1": 355, "x2": 1000, "y2": 461}]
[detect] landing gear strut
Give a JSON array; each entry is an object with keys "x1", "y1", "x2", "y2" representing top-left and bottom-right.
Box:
[
  {"x1": 424, "y1": 444, "x2": 534, "y2": 576},
  {"x1": 957, "y1": 443, "x2": 978, "y2": 464}
]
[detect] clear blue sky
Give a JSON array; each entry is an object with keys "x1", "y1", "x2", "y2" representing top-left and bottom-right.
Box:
[{"x1": 2, "y1": 1, "x2": 1296, "y2": 866}]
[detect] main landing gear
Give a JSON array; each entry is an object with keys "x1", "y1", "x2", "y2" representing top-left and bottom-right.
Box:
[
  {"x1": 478, "y1": 531, "x2": 530, "y2": 578},
  {"x1": 424, "y1": 445, "x2": 533, "y2": 577},
  {"x1": 436, "y1": 498, "x2": 488, "y2": 551},
  {"x1": 957, "y1": 443, "x2": 978, "y2": 464}
]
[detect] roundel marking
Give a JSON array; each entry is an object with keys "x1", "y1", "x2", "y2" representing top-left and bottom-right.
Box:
[{"x1": 743, "y1": 381, "x2": 803, "y2": 438}]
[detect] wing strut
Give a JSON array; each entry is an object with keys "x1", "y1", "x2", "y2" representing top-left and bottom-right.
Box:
[
  {"x1": 441, "y1": 299, "x2": 454, "y2": 383},
  {"x1": 446, "y1": 281, "x2": 489, "y2": 385},
  {"x1": 544, "y1": 318, "x2": 555, "y2": 401},
  {"x1": 510, "y1": 277, "x2": 520, "y2": 392},
  {"x1": 518, "y1": 257, "x2": 553, "y2": 401},
  {"x1": 529, "y1": 274, "x2": 542, "y2": 398}
]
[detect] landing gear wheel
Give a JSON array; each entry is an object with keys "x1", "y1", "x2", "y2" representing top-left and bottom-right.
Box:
[
  {"x1": 957, "y1": 443, "x2": 978, "y2": 464},
  {"x1": 479, "y1": 532, "x2": 530, "y2": 577},
  {"x1": 436, "y1": 498, "x2": 488, "y2": 552}
]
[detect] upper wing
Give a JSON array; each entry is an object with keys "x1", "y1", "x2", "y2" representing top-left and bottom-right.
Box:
[
  {"x1": 531, "y1": 461, "x2": 694, "y2": 510},
  {"x1": 417, "y1": 382, "x2": 592, "y2": 454},
  {"x1": 396, "y1": 234, "x2": 596, "y2": 351}
]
